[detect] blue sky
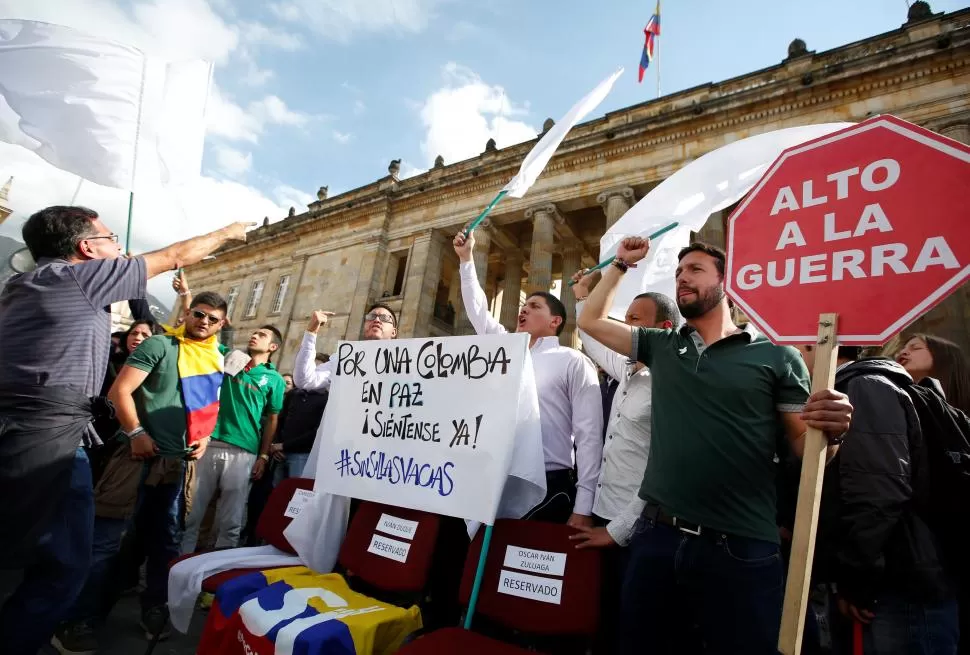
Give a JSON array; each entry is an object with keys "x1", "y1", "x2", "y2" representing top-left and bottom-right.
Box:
[{"x1": 0, "y1": 0, "x2": 966, "y2": 302}]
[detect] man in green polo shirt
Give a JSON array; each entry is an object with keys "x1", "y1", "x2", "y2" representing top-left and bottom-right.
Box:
[
  {"x1": 578, "y1": 237, "x2": 853, "y2": 655},
  {"x1": 180, "y1": 325, "x2": 286, "y2": 554}
]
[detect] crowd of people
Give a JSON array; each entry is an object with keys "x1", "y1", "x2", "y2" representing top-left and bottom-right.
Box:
[{"x1": 0, "y1": 204, "x2": 966, "y2": 655}]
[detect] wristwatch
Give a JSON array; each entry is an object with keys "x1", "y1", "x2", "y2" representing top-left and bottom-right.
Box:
[{"x1": 259, "y1": 453, "x2": 270, "y2": 462}]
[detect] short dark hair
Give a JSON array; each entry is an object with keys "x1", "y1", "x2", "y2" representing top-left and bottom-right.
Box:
[
  {"x1": 633, "y1": 292, "x2": 680, "y2": 327},
  {"x1": 315, "y1": 352, "x2": 331, "y2": 364},
  {"x1": 366, "y1": 302, "x2": 398, "y2": 327},
  {"x1": 190, "y1": 291, "x2": 228, "y2": 314},
  {"x1": 528, "y1": 291, "x2": 567, "y2": 336},
  {"x1": 678, "y1": 242, "x2": 726, "y2": 277},
  {"x1": 22, "y1": 206, "x2": 99, "y2": 260},
  {"x1": 838, "y1": 346, "x2": 861, "y2": 360},
  {"x1": 260, "y1": 325, "x2": 283, "y2": 347}
]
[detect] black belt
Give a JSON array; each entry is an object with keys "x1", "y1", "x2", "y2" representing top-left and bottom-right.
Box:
[{"x1": 642, "y1": 503, "x2": 716, "y2": 538}]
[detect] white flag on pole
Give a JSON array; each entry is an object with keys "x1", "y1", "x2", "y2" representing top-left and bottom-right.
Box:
[
  {"x1": 0, "y1": 20, "x2": 211, "y2": 191},
  {"x1": 502, "y1": 68, "x2": 623, "y2": 199},
  {"x1": 601, "y1": 123, "x2": 854, "y2": 318}
]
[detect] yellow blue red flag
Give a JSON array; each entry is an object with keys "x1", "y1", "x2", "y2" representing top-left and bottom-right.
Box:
[
  {"x1": 198, "y1": 566, "x2": 422, "y2": 655},
  {"x1": 639, "y1": 3, "x2": 661, "y2": 83}
]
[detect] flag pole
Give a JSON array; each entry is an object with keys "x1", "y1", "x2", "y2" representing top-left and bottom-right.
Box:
[
  {"x1": 567, "y1": 221, "x2": 679, "y2": 286},
  {"x1": 463, "y1": 190, "x2": 508, "y2": 237},
  {"x1": 125, "y1": 191, "x2": 135, "y2": 254},
  {"x1": 463, "y1": 524, "x2": 494, "y2": 629},
  {"x1": 656, "y1": 0, "x2": 662, "y2": 98},
  {"x1": 69, "y1": 177, "x2": 84, "y2": 205}
]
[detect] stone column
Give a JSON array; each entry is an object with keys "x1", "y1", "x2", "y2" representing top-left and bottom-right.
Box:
[
  {"x1": 559, "y1": 243, "x2": 583, "y2": 348},
  {"x1": 456, "y1": 221, "x2": 492, "y2": 335},
  {"x1": 696, "y1": 209, "x2": 727, "y2": 249},
  {"x1": 346, "y1": 240, "x2": 383, "y2": 339},
  {"x1": 499, "y1": 252, "x2": 524, "y2": 331},
  {"x1": 401, "y1": 231, "x2": 448, "y2": 337},
  {"x1": 597, "y1": 186, "x2": 635, "y2": 229},
  {"x1": 525, "y1": 204, "x2": 560, "y2": 294},
  {"x1": 449, "y1": 265, "x2": 466, "y2": 333}
]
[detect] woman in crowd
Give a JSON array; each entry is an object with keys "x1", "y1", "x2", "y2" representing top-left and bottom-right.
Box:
[{"x1": 896, "y1": 333, "x2": 970, "y2": 412}]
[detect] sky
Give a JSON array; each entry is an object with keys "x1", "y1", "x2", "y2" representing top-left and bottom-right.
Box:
[{"x1": 0, "y1": 0, "x2": 966, "y2": 304}]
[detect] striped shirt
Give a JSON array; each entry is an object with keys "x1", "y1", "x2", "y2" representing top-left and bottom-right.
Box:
[{"x1": 0, "y1": 256, "x2": 148, "y2": 397}]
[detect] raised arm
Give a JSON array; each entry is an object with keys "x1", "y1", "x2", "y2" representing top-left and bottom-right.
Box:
[
  {"x1": 453, "y1": 230, "x2": 507, "y2": 336},
  {"x1": 293, "y1": 311, "x2": 336, "y2": 390},
  {"x1": 577, "y1": 238, "x2": 653, "y2": 357},
  {"x1": 141, "y1": 221, "x2": 254, "y2": 279}
]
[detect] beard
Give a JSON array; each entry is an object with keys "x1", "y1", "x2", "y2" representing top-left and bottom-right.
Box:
[{"x1": 677, "y1": 284, "x2": 725, "y2": 319}]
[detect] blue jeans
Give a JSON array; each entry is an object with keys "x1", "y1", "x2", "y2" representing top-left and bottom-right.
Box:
[
  {"x1": 69, "y1": 460, "x2": 185, "y2": 624},
  {"x1": 272, "y1": 452, "x2": 311, "y2": 486},
  {"x1": 0, "y1": 448, "x2": 93, "y2": 655},
  {"x1": 861, "y1": 594, "x2": 959, "y2": 655},
  {"x1": 619, "y1": 515, "x2": 784, "y2": 655}
]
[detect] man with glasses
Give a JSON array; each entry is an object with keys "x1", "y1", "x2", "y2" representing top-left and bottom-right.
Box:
[
  {"x1": 180, "y1": 325, "x2": 286, "y2": 556},
  {"x1": 293, "y1": 303, "x2": 398, "y2": 393},
  {"x1": 52, "y1": 292, "x2": 231, "y2": 650},
  {"x1": 0, "y1": 205, "x2": 251, "y2": 655}
]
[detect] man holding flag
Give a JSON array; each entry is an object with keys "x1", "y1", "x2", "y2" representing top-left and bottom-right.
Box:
[{"x1": 0, "y1": 206, "x2": 252, "y2": 655}]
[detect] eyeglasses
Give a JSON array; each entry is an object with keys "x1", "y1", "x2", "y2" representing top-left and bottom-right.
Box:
[
  {"x1": 190, "y1": 309, "x2": 222, "y2": 324},
  {"x1": 364, "y1": 311, "x2": 395, "y2": 326},
  {"x1": 83, "y1": 233, "x2": 120, "y2": 243}
]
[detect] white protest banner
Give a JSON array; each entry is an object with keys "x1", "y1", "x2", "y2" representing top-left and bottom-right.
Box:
[
  {"x1": 497, "y1": 570, "x2": 563, "y2": 605},
  {"x1": 314, "y1": 333, "x2": 529, "y2": 525},
  {"x1": 503, "y1": 545, "x2": 567, "y2": 577}
]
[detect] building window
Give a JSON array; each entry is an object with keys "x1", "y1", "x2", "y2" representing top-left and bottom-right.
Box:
[
  {"x1": 270, "y1": 275, "x2": 290, "y2": 314},
  {"x1": 384, "y1": 249, "x2": 409, "y2": 297},
  {"x1": 244, "y1": 280, "x2": 264, "y2": 318},
  {"x1": 226, "y1": 286, "x2": 239, "y2": 319}
]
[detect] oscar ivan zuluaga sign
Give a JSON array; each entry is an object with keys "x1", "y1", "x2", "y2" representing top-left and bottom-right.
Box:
[{"x1": 314, "y1": 333, "x2": 529, "y2": 524}]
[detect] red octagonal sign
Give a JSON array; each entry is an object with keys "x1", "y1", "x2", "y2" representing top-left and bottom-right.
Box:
[{"x1": 726, "y1": 115, "x2": 970, "y2": 345}]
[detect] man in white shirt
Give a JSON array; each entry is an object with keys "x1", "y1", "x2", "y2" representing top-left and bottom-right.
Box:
[
  {"x1": 568, "y1": 269, "x2": 678, "y2": 655},
  {"x1": 568, "y1": 271, "x2": 678, "y2": 547},
  {"x1": 293, "y1": 303, "x2": 398, "y2": 393},
  {"x1": 453, "y1": 230, "x2": 603, "y2": 529}
]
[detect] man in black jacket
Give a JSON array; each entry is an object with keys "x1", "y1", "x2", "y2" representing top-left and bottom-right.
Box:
[
  {"x1": 270, "y1": 387, "x2": 329, "y2": 481},
  {"x1": 797, "y1": 345, "x2": 958, "y2": 654}
]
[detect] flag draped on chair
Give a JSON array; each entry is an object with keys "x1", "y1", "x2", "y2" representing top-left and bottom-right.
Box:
[{"x1": 638, "y1": 3, "x2": 661, "y2": 83}]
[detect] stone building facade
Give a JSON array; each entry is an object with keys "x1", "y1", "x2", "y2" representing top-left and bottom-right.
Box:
[{"x1": 182, "y1": 4, "x2": 970, "y2": 372}]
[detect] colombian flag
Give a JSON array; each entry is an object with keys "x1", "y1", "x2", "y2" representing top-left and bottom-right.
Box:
[
  {"x1": 198, "y1": 567, "x2": 422, "y2": 655},
  {"x1": 165, "y1": 323, "x2": 223, "y2": 446},
  {"x1": 638, "y1": 3, "x2": 661, "y2": 83}
]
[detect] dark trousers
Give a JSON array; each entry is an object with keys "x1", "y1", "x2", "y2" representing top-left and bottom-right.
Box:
[
  {"x1": 0, "y1": 448, "x2": 94, "y2": 655},
  {"x1": 830, "y1": 593, "x2": 959, "y2": 655},
  {"x1": 592, "y1": 513, "x2": 628, "y2": 655},
  {"x1": 68, "y1": 462, "x2": 185, "y2": 624},
  {"x1": 525, "y1": 469, "x2": 576, "y2": 524},
  {"x1": 619, "y1": 514, "x2": 783, "y2": 655}
]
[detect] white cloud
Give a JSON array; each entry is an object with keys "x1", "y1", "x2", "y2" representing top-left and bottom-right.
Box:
[
  {"x1": 271, "y1": 0, "x2": 442, "y2": 41},
  {"x1": 332, "y1": 130, "x2": 352, "y2": 144},
  {"x1": 353, "y1": 100, "x2": 367, "y2": 116},
  {"x1": 240, "y1": 22, "x2": 304, "y2": 52},
  {"x1": 419, "y1": 63, "x2": 537, "y2": 168},
  {"x1": 206, "y1": 87, "x2": 312, "y2": 143},
  {"x1": 273, "y1": 184, "x2": 315, "y2": 209},
  {"x1": 399, "y1": 161, "x2": 425, "y2": 180},
  {"x1": 213, "y1": 145, "x2": 253, "y2": 176}
]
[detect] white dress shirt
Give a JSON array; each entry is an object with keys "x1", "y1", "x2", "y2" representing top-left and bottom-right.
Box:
[
  {"x1": 293, "y1": 332, "x2": 335, "y2": 391},
  {"x1": 459, "y1": 261, "x2": 603, "y2": 515},
  {"x1": 577, "y1": 300, "x2": 652, "y2": 544}
]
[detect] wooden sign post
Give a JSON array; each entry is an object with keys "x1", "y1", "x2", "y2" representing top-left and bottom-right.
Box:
[{"x1": 777, "y1": 313, "x2": 838, "y2": 655}]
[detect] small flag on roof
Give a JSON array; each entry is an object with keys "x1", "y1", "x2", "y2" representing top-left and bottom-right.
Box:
[{"x1": 639, "y1": 3, "x2": 661, "y2": 83}]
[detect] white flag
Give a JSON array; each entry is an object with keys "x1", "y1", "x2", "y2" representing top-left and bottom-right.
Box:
[
  {"x1": 503, "y1": 68, "x2": 623, "y2": 199},
  {"x1": 601, "y1": 122, "x2": 854, "y2": 318},
  {"x1": 0, "y1": 20, "x2": 211, "y2": 191}
]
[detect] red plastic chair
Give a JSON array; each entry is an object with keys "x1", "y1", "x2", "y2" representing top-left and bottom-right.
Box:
[
  {"x1": 397, "y1": 518, "x2": 602, "y2": 654},
  {"x1": 169, "y1": 476, "x2": 313, "y2": 592},
  {"x1": 337, "y1": 501, "x2": 441, "y2": 595}
]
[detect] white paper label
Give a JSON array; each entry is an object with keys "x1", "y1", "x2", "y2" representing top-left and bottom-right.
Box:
[
  {"x1": 497, "y1": 569, "x2": 563, "y2": 605},
  {"x1": 283, "y1": 489, "x2": 316, "y2": 519},
  {"x1": 376, "y1": 513, "x2": 419, "y2": 541},
  {"x1": 224, "y1": 350, "x2": 252, "y2": 377},
  {"x1": 503, "y1": 545, "x2": 567, "y2": 576},
  {"x1": 367, "y1": 533, "x2": 411, "y2": 563}
]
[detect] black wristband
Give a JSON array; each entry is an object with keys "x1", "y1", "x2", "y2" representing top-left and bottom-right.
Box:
[{"x1": 612, "y1": 258, "x2": 630, "y2": 273}]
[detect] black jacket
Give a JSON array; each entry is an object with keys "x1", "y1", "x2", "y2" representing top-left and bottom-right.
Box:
[
  {"x1": 276, "y1": 388, "x2": 329, "y2": 454},
  {"x1": 815, "y1": 358, "x2": 951, "y2": 606}
]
